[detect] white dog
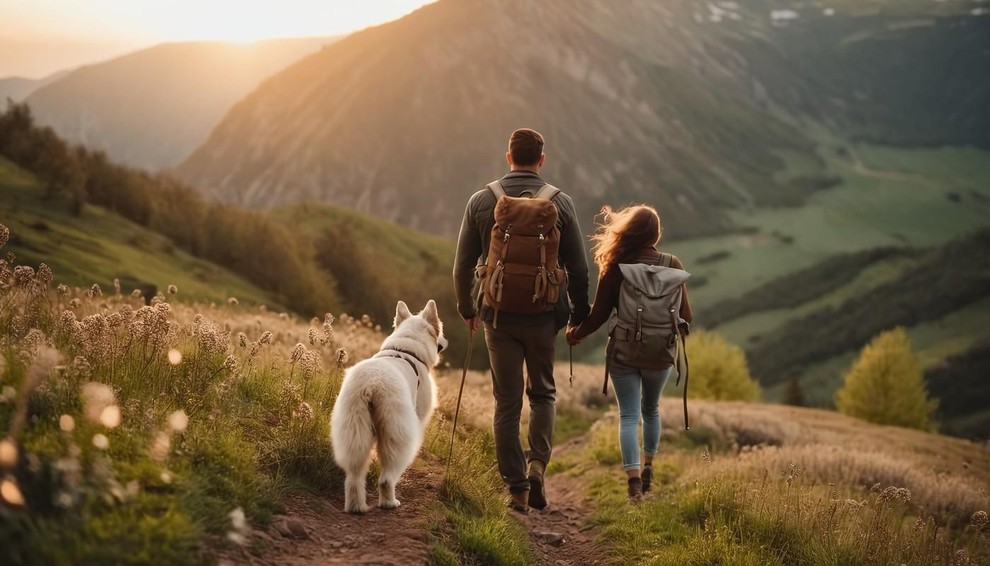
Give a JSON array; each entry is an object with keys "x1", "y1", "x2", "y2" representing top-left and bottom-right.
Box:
[{"x1": 330, "y1": 300, "x2": 446, "y2": 514}]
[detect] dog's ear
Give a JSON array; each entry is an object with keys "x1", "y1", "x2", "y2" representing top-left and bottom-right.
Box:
[
  {"x1": 394, "y1": 300, "x2": 413, "y2": 328},
  {"x1": 421, "y1": 300, "x2": 441, "y2": 332}
]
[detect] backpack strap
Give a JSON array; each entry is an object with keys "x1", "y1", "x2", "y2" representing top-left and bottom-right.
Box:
[
  {"x1": 659, "y1": 252, "x2": 673, "y2": 267},
  {"x1": 602, "y1": 335, "x2": 615, "y2": 395},
  {"x1": 486, "y1": 181, "x2": 507, "y2": 200},
  {"x1": 533, "y1": 184, "x2": 561, "y2": 202}
]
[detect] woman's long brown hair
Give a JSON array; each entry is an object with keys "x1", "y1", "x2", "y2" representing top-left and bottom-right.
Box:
[{"x1": 589, "y1": 205, "x2": 662, "y2": 273}]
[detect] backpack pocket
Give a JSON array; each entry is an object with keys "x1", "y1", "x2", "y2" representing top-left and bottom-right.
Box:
[
  {"x1": 611, "y1": 326, "x2": 676, "y2": 370},
  {"x1": 494, "y1": 263, "x2": 548, "y2": 314},
  {"x1": 545, "y1": 267, "x2": 566, "y2": 305}
]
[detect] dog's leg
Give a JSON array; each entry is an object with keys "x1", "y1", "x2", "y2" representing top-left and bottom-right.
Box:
[
  {"x1": 378, "y1": 475, "x2": 398, "y2": 510},
  {"x1": 376, "y1": 415, "x2": 420, "y2": 510},
  {"x1": 344, "y1": 468, "x2": 370, "y2": 514}
]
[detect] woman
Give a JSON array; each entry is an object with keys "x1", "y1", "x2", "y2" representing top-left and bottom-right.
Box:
[{"x1": 566, "y1": 205, "x2": 693, "y2": 500}]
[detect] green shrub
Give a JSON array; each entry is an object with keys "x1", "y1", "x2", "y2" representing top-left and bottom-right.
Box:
[
  {"x1": 687, "y1": 331, "x2": 761, "y2": 401},
  {"x1": 835, "y1": 328, "x2": 936, "y2": 430}
]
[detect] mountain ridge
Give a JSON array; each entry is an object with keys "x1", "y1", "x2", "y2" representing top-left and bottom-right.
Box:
[
  {"x1": 23, "y1": 37, "x2": 338, "y2": 170},
  {"x1": 176, "y1": 0, "x2": 989, "y2": 237}
]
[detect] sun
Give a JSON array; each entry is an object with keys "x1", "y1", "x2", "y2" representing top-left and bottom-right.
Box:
[{"x1": 134, "y1": 1, "x2": 437, "y2": 43}]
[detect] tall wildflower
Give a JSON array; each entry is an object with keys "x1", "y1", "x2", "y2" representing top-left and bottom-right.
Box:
[
  {"x1": 81, "y1": 382, "x2": 116, "y2": 424},
  {"x1": 321, "y1": 313, "x2": 335, "y2": 346},
  {"x1": 10, "y1": 346, "x2": 61, "y2": 436}
]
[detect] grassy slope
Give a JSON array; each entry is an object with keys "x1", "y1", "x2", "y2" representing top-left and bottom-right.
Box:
[
  {"x1": 0, "y1": 156, "x2": 277, "y2": 307},
  {"x1": 269, "y1": 203, "x2": 485, "y2": 365},
  {"x1": 662, "y1": 138, "x2": 990, "y2": 419},
  {"x1": 452, "y1": 364, "x2": 990, "y2": 564},
  {"x1": 555, "y1": 399, "x2": 990, "y2": 566},
  {"x1": 678, "y1": 142, "x2": 990, "y2": 312}
]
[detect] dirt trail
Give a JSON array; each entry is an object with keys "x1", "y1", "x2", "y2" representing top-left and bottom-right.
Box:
[
  {"x1": 520, "y1": 437, "x2": 606, "y2": 566},
  {"x1": 216, "y1": 446, "x2": 605, "y2": 566},
  {"x1": 217, "y1": 463, "x2": 444, "y2": 565},
  {"x1": 219, "y1": 364, "x2": 610, "y2": 565}
]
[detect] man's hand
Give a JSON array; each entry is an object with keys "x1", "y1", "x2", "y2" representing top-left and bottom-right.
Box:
[
  {"x1": 463, "y1": 315, "x2": 479, "y2": 333},
  {"x1": 565, "y1": 325, "x2": 581, "y2": 346}
]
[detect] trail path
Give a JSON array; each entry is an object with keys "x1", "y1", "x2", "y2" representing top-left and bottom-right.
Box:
[
  {"x1": 219, "y1": 364, "x2": 610, "y2": 565},
  {"x1": 217, "y1": 442, "x2": 606, "y2": 566},
  {"x1": 848, "y1": 148, "x2": 940, "y2": 189},
  {"x1": 217, "y1": 463, "x2": 443, "y2": 565},
  {"x1": 519, "y1": 436, "x2": 606, "y2": 566}
]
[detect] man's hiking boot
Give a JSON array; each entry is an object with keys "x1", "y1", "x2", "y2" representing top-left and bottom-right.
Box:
[
  {"x1": 509, "y1": 490, "x2": 530, "y2": 514},
  {"x1": 642, "y1": 465, "x2": 653, "y2": 493},
  {"x1": 627, "y1": 477, "x2": 643, "y2": 502},
  {"x1": 528, "y1": 461, "x2": 548, "y2": 510}
]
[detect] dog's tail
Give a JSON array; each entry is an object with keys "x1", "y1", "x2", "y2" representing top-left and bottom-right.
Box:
[
  {"x1": 330, "y1": 372, "x2": 416, "y2": 474},
  {"x1": 331, "y1": 378, "x2": 378, "y2": 476}
]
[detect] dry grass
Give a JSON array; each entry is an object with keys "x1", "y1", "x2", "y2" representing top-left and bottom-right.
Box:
[
  {"x1": 660, "y1": 400, "x2": 990, "y2": 524},
  {"x1": 0, "y1": 228, "x2": 539, "y2": 564},
  {"x1": 435, "y1": 361, "x2": 613, "y2": 433}
]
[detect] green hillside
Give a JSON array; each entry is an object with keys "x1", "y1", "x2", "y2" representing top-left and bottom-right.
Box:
[
  {"x1": 0, "y1": 103, "x2": 477, "y2": 363},
  {"x1": 0, "y1": 156, "x2": 276, "y2": 307},
  {"x1": 271, "y1": 203, "x2": 480, "y2": 363}
]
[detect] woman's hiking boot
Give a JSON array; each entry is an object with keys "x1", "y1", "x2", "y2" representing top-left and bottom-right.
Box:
[
  {"x1": 641, "y1": 465, "x2": 653, "y2": 493},
  {"x1": 528, "y1": 460, "x2": 548, "y2": 510},
  {"x1": 509, "y1": 490, "x2": 530, "y2": 514},
  {"x1": 627, "y1": 477, "x2": 643, "y2": 502}
]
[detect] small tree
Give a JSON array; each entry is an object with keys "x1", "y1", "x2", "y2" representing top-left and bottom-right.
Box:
[
  {"x1": 686, "y1": 331, "x2": 760, "y2": 401},
  {"x1": 784, "y1": 377, "x2": 805, "y2": 406},
  {"x1": 835, "y1": 328, "x2": 935, "y2": 430}
]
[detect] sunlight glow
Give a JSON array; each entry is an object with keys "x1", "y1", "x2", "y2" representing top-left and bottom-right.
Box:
[{"x1": 1, "y1": 1, "x2": 437, "y2": 43}]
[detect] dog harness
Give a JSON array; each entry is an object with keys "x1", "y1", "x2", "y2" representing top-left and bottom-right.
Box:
[
  {"x1": 372, "y1": 348, "x2": 429, "y2": 385},
  {"x1": 373, "y1": 348, "x2": 428, "y2": 389}
]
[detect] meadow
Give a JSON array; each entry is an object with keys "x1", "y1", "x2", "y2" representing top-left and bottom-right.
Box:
[{"x1": 1, "y1": 222, "x2": 989, "y2": 564}]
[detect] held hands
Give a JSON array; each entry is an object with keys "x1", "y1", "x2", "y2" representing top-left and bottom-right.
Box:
[{"x1": 565, "y1": 325, "x2": 582, "y2": 346}]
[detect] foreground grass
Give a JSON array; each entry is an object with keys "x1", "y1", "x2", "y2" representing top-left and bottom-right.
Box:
[
  {"x1": 0, "y1": 279, "x2": 350, "y2": 563},
  {"x1": 571, "y1": 405, "x2": 990, "y2": 565},
  {"x1": 0, "y1": 229, "x2": 533, "y2": 564},
  {"x1": 423, "y1": 419, "x2": 535, "y2": 566}
]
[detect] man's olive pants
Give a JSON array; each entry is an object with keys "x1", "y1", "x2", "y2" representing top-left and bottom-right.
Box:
[{"x1": 484, "y1": 320, "x2": 556, "y2": 494}]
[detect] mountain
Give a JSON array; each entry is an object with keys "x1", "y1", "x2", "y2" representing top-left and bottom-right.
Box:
[
  {"x1": 23, "y1": 37, "x2": 337, "y2": 170},
  {"x1": 0, "y1": 70, "x2": 68, "y2": 103},
  {"x1": 176, "y1": 0, "x2": 989, "y2": 237}
]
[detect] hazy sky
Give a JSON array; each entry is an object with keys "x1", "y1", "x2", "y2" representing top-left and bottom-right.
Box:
[{"x1": 0, "y1": 0, "x2": 436, "y2": 78}]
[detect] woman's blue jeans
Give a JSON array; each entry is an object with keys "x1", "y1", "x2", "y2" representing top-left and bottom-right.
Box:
[{"x1": 610, "y1": 361, "x2": 673, "y2": 471}]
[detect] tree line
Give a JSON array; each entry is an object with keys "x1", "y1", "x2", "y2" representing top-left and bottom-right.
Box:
[
  {"x1": 0, "y1": 101, "x2": 339, "y2": 316},
  {"x1": 745, "y1": 229, "x2": 990, "y2": 386}
]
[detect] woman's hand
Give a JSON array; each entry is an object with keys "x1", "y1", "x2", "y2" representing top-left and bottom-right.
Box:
[{"x1": 565, "y1": 325, "x2": 582, "y2": 346}]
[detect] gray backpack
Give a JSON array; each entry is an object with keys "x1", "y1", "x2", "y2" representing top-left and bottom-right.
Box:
[{"x1": 604, "y1": 253, "x2": 692, "y2": 428}]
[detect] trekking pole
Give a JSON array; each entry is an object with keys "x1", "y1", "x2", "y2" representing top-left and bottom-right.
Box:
[
  {"x1": 446, "y1": 326, "x2": 475, "y2": 474},
  {"x1": 569, "y1": 344, "x2": 574, "y2": 388}
]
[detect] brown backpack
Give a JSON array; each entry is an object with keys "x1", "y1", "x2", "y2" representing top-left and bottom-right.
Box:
[{"x1": 476, "y1": 181, "x2": 565, "y2": 327}]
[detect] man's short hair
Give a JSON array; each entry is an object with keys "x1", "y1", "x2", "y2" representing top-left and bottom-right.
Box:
[{"x1": 508, "y1": 128, "x2": 545, "y2": 166}]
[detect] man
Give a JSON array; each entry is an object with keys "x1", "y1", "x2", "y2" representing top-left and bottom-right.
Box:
[{"x1": 453, "y1": 128, "x2": 590, "y2": 512}]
